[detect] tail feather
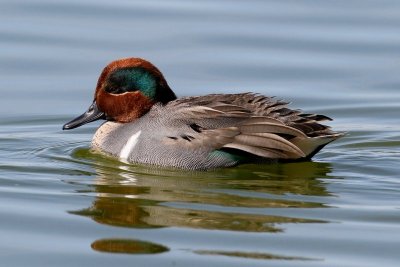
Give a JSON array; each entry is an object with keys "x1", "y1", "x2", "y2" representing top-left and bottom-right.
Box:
[{"x1": 291, "y1": 133, "x2": 344, "y2": 159}]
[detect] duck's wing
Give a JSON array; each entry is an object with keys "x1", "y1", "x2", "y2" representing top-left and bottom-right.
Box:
[
  {"x1": 172, "y1": 93, "x2": 341, "y2": 138},
  {"x1": 159, "y1": 94, "x2": 344, "y2": 161},
  {"x1": 157, "y1": 103, "x2": 312, "y2": 161}
]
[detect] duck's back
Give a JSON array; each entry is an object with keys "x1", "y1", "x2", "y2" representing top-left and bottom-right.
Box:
[{"x1": 171, "y1": 93, "x2": 337, "y2": 136}]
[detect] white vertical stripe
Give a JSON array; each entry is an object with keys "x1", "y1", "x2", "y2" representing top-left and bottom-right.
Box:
[{"x1": 119, "y1": 130, "x2": 141, "y2": 160}]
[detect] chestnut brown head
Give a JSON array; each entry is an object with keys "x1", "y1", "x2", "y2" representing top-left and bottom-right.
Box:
[{"x1": 63, "y1": 58, "x2": 177, "y2": 130}]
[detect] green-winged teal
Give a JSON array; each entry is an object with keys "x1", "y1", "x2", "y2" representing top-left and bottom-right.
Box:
[{"x1": 63, "y1": 58, "x2": 343, "y2": 170}]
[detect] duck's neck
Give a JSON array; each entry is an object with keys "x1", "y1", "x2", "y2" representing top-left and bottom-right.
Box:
[{"x1": 155, "y1": 82, "x2": 177, "y2": 104}]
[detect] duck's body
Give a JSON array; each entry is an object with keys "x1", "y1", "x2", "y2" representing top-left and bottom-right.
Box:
[{"x1": 63, "y1": 58, "x2": 343, "y2": 170}]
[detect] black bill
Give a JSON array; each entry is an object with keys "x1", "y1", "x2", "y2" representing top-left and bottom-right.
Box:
[{"x1": 62, "y1": 101, "x2": 105, "y2": 130}]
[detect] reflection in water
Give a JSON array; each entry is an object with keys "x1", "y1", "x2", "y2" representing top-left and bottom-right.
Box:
[
  {"x1": 71, "y1": 149, "x2": 332, "y2": 230},
  {"x1": 91, "y1": 239, "x2": 169, "y2": 254},
  {"x1": 70, "y1": 148, "x2": 333, "y2": 254},
  {"x1": 194, "y1": 250, "x2": 317, "y2": 261}
]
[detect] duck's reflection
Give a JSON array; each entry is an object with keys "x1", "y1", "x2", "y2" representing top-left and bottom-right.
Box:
[
  {"x1": 71, "y1": 152, "x2": 333, "y2": 234},
  {"x1": 91, "y1": 238, "x2": 169, "y2": 254}
]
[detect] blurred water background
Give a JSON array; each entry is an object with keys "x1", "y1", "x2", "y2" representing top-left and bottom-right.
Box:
[{"x1": 1, "y1": 0, "x2": 400, "y2": 266}]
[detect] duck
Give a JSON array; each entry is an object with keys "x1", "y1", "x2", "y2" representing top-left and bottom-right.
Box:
[{"x1": 63, "y1": 57, "x2": 343, "y2": 170}]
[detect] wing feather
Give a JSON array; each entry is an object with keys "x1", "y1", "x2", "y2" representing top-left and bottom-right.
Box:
[{"x1": 159, "y1": 94, "x2": 343, "y2": 160}]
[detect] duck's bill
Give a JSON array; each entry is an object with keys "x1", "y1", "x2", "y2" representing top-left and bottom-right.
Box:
[{"x1": 62, "y1": 101, "x2": 105, "y2": 130}]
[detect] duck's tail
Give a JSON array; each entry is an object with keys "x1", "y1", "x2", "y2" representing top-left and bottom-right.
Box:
[{"x1": 291, "y1": 132, "x2": 345, "y2": 159}]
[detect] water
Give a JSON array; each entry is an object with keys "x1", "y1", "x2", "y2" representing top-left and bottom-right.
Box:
[{"x1": 1, "y1": 0, "x2": 400, "y2": 266}]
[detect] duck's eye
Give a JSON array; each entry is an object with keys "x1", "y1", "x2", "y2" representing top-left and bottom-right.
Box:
[
  {"x1": 103, "y1": 67, "x2": 157, "y2": 97},
  {"x1": 104, "y1": 84, "x2": 134, "y2": 94},
  {"x1": 103, "y1": 68, "x2": 140, "y2": 94}
]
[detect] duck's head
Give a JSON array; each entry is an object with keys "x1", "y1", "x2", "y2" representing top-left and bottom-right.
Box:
[{"x1": 63, "y1": 57, "x2": 177, "y2": 130}]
